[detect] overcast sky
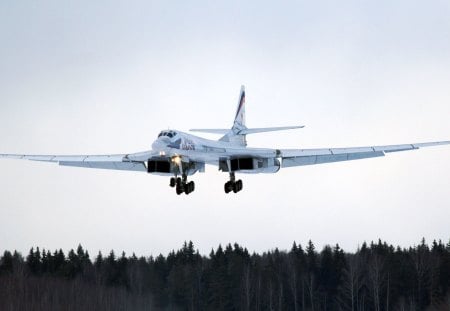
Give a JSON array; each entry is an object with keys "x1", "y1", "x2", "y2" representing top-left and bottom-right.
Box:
[{"x1": 1, "y1": 0, "x2": 449, "y2": 257}]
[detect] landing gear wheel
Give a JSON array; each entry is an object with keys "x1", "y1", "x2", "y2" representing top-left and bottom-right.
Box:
[
  {"x1": 176, "y1": 185, "x2": 183, "y2": 195},
  {"x1": 224, "y1": 179, "x2": 243, "y2": 194},
  {"x1": 185, "y1": 181, "x2": 195, "y2": 195},
  {"x1": 232, "y1": 182, "x2": 238, "y2": 193},
  {"x1": 170, "y1": 177, "x2": 176, "y2": 188},
  {"x1": 236, "y1": 180, "x2": 243, "y2": 192},
  {"x1": 223, "y1": 181, "x2": 230, "y2": 193},
  {"x1": 224, "y1": 181, "x2": 232, "y2": 194}
]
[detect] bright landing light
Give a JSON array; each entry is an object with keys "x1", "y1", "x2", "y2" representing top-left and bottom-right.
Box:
[{"x1": 172, "y1": 155, "x2": 181, "y2": 165}]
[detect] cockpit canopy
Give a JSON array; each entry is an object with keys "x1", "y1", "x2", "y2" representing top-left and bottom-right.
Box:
[{"x1": 158, "y1": 130, "x2": 177, "y2": 139}]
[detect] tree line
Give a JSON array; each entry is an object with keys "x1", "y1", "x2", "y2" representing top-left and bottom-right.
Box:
[{"x1": 0, "y1": 239, "x2": 449, "y2": 310}]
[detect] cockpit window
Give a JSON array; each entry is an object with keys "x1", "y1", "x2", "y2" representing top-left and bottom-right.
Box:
[{"x1": 158, "y1": 131, "x2": 177, "y2": 139}]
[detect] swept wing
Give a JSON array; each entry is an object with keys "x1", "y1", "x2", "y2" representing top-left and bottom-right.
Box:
[
  {"x1": 0, "y1": 153, "x2": 148, "y2": 172},
  {"x1": 280, "y1": 141, "x2": 450, "y2": 167}
]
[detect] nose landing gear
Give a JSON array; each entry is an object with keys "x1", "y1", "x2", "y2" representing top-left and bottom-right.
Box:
[{"x1": 224, "y1": 172, "x2": 243, "y2": 194}]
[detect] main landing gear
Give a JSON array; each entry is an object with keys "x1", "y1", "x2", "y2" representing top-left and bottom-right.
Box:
[
  {"x1": 170, "y1": 175, "x2": 195, "y2": 195},
  {"x1": 224, "y1": 172, "x2": 243, "y2": 194},
  {"x1": 169, "y1": 172, "x2": 242, "y2": 195}
]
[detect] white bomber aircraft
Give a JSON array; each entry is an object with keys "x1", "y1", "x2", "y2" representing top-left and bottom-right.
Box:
[{"x1": 1, "y1": 86, "x2": 449, "y2": 195}]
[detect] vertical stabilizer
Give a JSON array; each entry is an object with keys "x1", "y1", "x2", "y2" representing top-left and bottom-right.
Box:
[
  {"x1": 190, "y1": 85, "x2": 303, "y2": 146},
  {"x1": 220, "y1": 85, "x2": 248, "y2": 146},
  {"x1": 233, "y1": 85, "x2": 246, "y2": 130}
]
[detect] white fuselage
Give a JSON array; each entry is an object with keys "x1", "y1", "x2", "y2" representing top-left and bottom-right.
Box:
[
  {"x1": 146, "y1": 130, "x2": 281, "y2": 176},
  {"x1": 152, "y1": 130, "x2": 278, "y2": 161}
]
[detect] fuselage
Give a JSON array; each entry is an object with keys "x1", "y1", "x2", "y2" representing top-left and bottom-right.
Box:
[
  {"x1": 151, "y1": 130, "x2": 278, "y2": 161},
  {"x1": 151, "y1": 130, "x2": 233, "y2": 153},
  {"x1": 144, "y1": 130, "x2": 281, "y2": 177}
]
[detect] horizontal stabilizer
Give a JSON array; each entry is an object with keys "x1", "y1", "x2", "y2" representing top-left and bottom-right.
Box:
[
  {"x1": 238, "y1": 125, "x2": 304, "y2": 135},
  {"x1": 189, "y1": 129, "x2": 230, "y2": 134},
  {"x1": 190, "y1": 125, "x2": 304, "y2": 135}
]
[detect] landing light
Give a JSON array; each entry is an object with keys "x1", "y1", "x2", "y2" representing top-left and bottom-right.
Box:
[
  {"x1": 172, "y1": 155, "x2": 181, "y2": 165},
  {"x1": 159, "y1": 151, "x2": 166, "y2": 156}
]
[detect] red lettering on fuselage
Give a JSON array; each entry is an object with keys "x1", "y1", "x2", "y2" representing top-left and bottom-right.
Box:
[{"x1": 181, "y1": 138, "x2": 195, "y2": 150}]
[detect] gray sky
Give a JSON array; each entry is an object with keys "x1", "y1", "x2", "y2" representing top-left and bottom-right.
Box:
[{"x1": 1, "y1": 0, "x2": 449, "y2": 257}]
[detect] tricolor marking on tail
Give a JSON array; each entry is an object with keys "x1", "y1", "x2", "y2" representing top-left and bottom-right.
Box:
[{"x1": 233, "y1": 85, "x2": 246, "y2": 128}]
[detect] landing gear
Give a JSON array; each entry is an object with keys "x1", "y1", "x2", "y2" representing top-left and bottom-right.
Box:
[
  {"x1": 224, "y1": 172, "x2": 243, "y2": 194},
  {"x1": 172, "y1": 175, "x2": 195, "y2": 195}
]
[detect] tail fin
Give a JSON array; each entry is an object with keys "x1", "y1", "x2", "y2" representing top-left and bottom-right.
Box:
[
  {"x1": 221, "y1": 85, "x2": 247, "y2": 146},
  {"x1": 190, "y1": 86, "x2": 248, "y2": 146},
  {"x1": 189, "y1": 85, "x2": 303, "y2": 146},
  {"x1": 233, "y1": 85, "x2": 246, "y2": 130}
]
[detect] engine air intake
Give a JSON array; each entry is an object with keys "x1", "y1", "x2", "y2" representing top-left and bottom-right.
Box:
[
  {"x1": 147, "y1": 160, "x2": 171, "y2": 173},
  {"x1": 230, "y1": 158, "x2": 254, "y2": 171}
]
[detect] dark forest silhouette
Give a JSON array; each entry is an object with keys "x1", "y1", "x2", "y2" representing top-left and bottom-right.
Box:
[{"x1": 0, "y1": 239, "x2": 449, "y2": 310}]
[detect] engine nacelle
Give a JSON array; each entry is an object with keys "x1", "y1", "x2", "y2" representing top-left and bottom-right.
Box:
[
  {"x1": 147, "y1": 158, "x2": 204, "y2": 176},
  {"x1": 220, "y1": 157, "x2": 280, "y2": 174},
  {"x1": 147, "y1": 159, "x2": 172, "y2": 174}
]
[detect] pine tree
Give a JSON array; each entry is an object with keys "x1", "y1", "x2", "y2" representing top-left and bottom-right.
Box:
[
  {"x1": 41, "y1": 249, "x2": 48, "y2": 274},
  {"x1": 306, "y1": 240, "x2": 318, "y2": 311},
  {"x1": 95, "y1": 251, "x2": 103, "y2": 269},
  {"x1": 26, "y1": 247, "x2": 41, "y2": 275},
  {"x1": 0, "y1": 251, "x2": 13, "y2": 274},
  {"x1": 54, "y1": 249, "x2": 65, "y2": 276},
  {"x1": 318, "y1": 245, "x2": 334, "y2": 310}
]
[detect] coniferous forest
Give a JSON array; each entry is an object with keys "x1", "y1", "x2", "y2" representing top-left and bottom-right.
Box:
[{"x1": 0, "y1": 239, "x2": 449, "y2": 311}]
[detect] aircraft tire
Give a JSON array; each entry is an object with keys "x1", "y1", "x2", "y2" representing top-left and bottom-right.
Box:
[
  {"x1": 237, "y1": 180, "x2": 243, "y2": 192},
  {"x1": 224, "y1": 182, "x2": 231, "y2": 193},
  {"x1": 170, "y1": 177, "x2": 176, "y2": 187},
  {"x1": 185, "y1": 181, "x2": 195, "y2": 195},
  {"x1": 176, "y1": 186, "x2": 183, "y2": 195}
]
